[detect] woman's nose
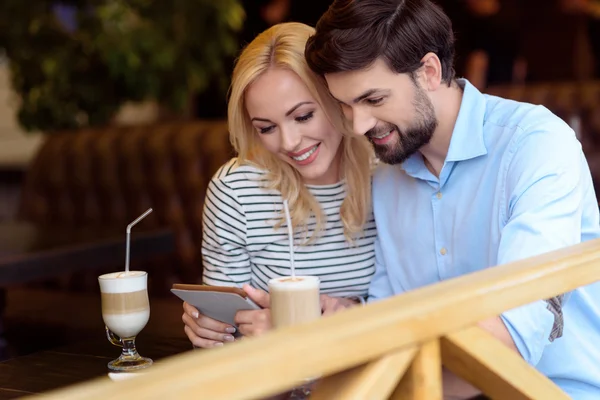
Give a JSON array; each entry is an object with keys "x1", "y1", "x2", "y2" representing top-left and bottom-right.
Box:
[{"x1": 281, "y1": 128, "x2": 302, "y2": 153}]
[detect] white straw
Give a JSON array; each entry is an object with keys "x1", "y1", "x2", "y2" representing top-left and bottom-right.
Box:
[
  {"x1": 125, "y1": 208, "x2": 153, "y2": 274},
  {"x1": 282, "y1": 200, "x2": 295, "y2": 278}
]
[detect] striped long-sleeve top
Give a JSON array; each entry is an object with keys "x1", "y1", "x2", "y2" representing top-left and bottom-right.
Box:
[{"x1": 201, "y1": 158, "x2": 377, "y2": 298}]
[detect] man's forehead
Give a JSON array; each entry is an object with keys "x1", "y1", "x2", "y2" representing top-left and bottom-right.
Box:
[
  {"x1": 325, "y1": 74, "x2": 399, "y2": 105},
  {"x1": 325, "y1": 70, "x2": 375, "y2": 98},
  {"x1": 325, "y1": 66, "x2": 376, "y2": 84}
]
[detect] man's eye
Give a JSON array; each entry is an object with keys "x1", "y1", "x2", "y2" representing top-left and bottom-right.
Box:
[{"x1": 366, "y1": 97, "x2": 383, "y2": 105}]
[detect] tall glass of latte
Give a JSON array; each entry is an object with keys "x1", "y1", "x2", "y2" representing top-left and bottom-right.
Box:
[
  {"x1": 269, "y1": 275, "x2": 321, "y2": 397},
  {"x1": 98, "y1": 271, "x2": 152, "y2": 371},
  {"x1": 268, "y1": 275, "x2": 321, "y2": 329}
]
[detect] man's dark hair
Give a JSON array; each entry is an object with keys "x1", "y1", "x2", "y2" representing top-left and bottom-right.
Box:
[{"x1": 305, "y1": 0, "x2": 456, "y2": 85}]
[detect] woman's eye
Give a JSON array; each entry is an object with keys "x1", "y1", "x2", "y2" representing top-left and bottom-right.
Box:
[
  {"x1": 296, "y1": 112, "x2": 314, "y2": 122},
  {"x1": 366, "y1": 97, "x2": 383, "y2": 105},
  {"x1": 259, "y1": 126, "x2": 274, "y2": 134}
]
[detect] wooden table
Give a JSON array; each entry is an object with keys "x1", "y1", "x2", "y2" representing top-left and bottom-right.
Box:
[
  {"x1": 0, "y1": 334, "x2": 491, "y2": 400},
  {"x1": 0, "y1": 334, "x2": 192, "y2": 398},
  {"x1": 0, "y1": 222, "x2": 175, "y2": 362}
]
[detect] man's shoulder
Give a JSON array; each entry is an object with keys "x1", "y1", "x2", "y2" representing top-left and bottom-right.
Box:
[
  {"x1": 482, "y1": 94, "x2": 579, "y2": 161},
  {"x1": 483, "y1": 94, "x2": 572, "y2": 137}
]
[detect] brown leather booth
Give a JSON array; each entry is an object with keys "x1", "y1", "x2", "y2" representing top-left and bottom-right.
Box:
[{"x1": 17, "y1": 121, "x2": 234, "y2": 293}]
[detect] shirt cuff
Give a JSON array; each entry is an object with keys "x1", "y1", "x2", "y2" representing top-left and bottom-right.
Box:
[{"x1": 500, "y1": 300, "x2": 555, "y2": 366}]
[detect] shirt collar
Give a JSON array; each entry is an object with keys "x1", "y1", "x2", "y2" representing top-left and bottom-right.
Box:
[
  {"x1": 400, "y1": 79, "x2": 488, "y2": 178},
  {"x1": 444, "y1": 79, "x2": 488, "y2": 162}
]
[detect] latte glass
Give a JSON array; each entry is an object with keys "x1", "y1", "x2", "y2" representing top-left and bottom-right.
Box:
[
  {"x1": 268, "y1": 276, "x2": 321, "y2": 329},
  {"x1": 269, "y1": 275, "x2": 321, "y2": 398},
  {"x1": 98, "y1": 271, "x2": 152, "y2": 371}
]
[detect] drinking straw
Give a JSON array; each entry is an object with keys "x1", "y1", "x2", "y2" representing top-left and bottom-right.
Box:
[
  {"x1": 282, "y1": 200, "x2": 295, "y2": 278},
  {"x1": 125, "y1": 208, "x2": 153, "y2": 274}
]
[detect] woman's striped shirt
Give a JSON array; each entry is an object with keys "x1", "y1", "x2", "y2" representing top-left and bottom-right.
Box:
[{"x1": 201, "y1": 158, "x2": 377, "y2": 298}]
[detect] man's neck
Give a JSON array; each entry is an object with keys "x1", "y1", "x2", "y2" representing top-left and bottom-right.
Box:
[{"x1": 420, "y1": 81, "x2": 464, "y2": 178}]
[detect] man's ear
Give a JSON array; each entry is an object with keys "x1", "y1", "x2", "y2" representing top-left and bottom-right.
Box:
[{"x1": 418, "y1": 52, "x2": 443, "y2": 91}]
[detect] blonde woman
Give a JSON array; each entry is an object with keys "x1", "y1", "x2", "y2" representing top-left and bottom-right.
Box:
[{"x1": 182, "y1": 22, "x2": 377, "y2": 348}]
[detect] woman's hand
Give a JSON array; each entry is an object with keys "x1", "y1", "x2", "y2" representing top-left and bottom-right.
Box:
[
  {"x1": 194, "y1": 285, "x2": 360, "y2": 343},
  {"x1": 182, "y1": 301, "x2": 237, "y2": 348},
  {"x1": 234, "y1": 285, "x2": 273, "y2": 337},
  {"x1": 234, "y1": 287, "x2": 360, "y2": 334},
  {"x1": 234, "y1": 308, "x2": 272, "y2": 337}
]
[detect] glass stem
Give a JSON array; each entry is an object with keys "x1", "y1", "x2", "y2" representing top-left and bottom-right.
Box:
[{"x1": 121, "y1": 337, "x2": 139, "y2": 359}]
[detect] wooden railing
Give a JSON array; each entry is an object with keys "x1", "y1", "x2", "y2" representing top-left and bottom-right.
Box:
[{"x1": 29, "y1": 238, "x2": 600, "y2": 399}]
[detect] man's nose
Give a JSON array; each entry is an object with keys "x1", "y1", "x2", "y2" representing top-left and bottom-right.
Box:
[{"x1": 352, "y1": 107, "x2": 377, "y2": 136}]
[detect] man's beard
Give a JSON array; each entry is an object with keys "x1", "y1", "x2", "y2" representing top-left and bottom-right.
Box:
[{"x1": 366, "y1": 86, "x2": 438, "y2": 165}]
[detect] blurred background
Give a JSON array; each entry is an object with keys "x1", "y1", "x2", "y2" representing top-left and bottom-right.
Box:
[{"x1": 0, "y1": 0, "x2": 599, "y2": 363}]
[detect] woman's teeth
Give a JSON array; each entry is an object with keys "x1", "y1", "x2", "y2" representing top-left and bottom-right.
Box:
[{"x1": 292, "y1": 144, "x2": 319, "y2": 161}]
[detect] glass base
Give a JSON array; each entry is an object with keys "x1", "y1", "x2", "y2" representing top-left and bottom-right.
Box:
[
  {"x1": 108, "y1": 355, "x2": 153, "y2": 371},
  {"x1": 288, "y1": 384, "x2": 312, "y2": 399},
  {"x1": 284, "y1": 379, "x2": 317, "y2": 400}
]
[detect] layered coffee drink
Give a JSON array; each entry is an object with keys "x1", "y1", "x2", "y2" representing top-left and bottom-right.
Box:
[
  {"x1": 99, "y1": 271, "x2": 150, "y2": 338},
  {"x1": 269, "y1": 275, "x2": 320, "y2": 329}
]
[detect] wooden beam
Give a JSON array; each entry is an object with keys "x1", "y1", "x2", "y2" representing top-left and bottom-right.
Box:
[
  {"x1": 441, "y1": 326, "x2": 570, "y2": 400},
  {"x1": 310, "y1": 346, "x2": 417, "y2": 400},
  {"x1": 392, "y1": 340, "x2": 442, "y2": 400},
  {"x1": 31, "y1": 239, "x2": 600, "y2": 400}
]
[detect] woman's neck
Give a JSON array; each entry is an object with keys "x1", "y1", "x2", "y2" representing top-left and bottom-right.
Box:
[{"x1": 302, "y1": 145, "x2": 343, "y2": 186}]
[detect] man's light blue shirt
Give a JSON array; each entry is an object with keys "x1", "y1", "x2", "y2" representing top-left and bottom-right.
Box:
[{"x1": 368, "y1": 79, "x2": 600, "y2": 398}]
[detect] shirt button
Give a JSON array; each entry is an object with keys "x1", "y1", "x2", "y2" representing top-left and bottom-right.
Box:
[
  {"x1": 436, "y1": 192, "x2": 442, "y2": 199},
  {"x1": 440, "y1": 247, "x2": 447, "y2": 256}
]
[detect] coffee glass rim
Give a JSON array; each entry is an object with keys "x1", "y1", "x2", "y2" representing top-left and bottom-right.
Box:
[
  {"x1": 99, "y1": 271, "x2": 147, "y2": 281},
  {"x1": 268, "y1": 275, "x2": 319, "y2": 289}
]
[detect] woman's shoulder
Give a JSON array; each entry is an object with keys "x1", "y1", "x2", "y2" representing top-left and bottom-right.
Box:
[
  {"x1": 209, "y1": 158, "x2": 282, "y2": 203},
  {"x1": 210, "y1": 158, "x2": 269, "y2": 187}
]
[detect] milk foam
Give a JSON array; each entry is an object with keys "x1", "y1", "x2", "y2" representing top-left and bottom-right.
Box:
[
  {"x1": 103, "y1": 309, "x2": 150, "y2": 338},
  {"x1": 269, "y1": 275, "x2": 319, "y2": 291},
  {"x1": 98, "y1": 271, "x2": 147, "y2": 293}
]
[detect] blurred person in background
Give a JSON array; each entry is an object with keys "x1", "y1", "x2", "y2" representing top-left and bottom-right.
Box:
[
  {"x1": 562, "y1": 0, "x2": 600, "y2": 79},
  {"x1": 241, "y1": 0, "x2": 333, "y2": 45},
  {"x1": 437, "y1": 0, "x2": 525, "y2": 89}
]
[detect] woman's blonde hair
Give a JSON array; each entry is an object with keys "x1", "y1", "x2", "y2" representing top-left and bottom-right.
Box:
[{"x1": 228, "y1": 22, "x2": 374, "y2": 242}]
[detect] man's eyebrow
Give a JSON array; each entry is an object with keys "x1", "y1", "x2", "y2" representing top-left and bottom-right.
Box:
[{"x1": 352, "y1": 89, "x2": 389, "y2": 104}]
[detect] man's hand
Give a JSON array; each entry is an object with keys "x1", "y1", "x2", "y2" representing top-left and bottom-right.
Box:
[
  {"x1": 443, "y1": 368, "x2": 482, "y2": 400},
  {"x1": 320, "y1": 295, "x2": 360, "y2": 316},
  {"x1": 477, "y1": 316, "x2": 519, "y2": 353},
  {"x1": 443, "y1": 316, "x2": 520, "y2": 399},
  {"x1": 234, "y1": 285, "x2": 272, "y2": 337}
]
